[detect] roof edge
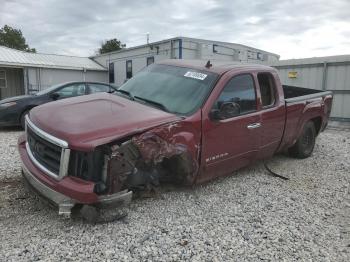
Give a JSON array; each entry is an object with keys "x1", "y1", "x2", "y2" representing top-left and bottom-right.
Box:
[
  {"x1": 91, "y1": 36, "x2": 280, "y2": 58},
  {"x1": 0, "y1": 45, "x2": 92, "y2": 59},
  {"x1": 0, "y1": 61, "x2": 107, "y2": 71},
  {"x1": 271, "y1": 54, "x2": 350, "y2": 66}
]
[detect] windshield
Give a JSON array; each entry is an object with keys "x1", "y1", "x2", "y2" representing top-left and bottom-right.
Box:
[
  {"x1": 35, "y1": 83, "x2": 63, "y2": 95},
  {"x1": 117, "y1": 64, "x2": 218, "y2": 115}
]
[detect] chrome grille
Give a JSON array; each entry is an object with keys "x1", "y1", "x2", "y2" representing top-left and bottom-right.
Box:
[
  {"x1": 25, "y1": 115, "x2": 70, "y2": 180},
  {"x1": 27, "y1": 127, "x2": 61, "y2": 174}
]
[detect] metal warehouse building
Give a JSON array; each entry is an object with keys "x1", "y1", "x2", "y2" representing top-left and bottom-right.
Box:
[
  {"x1": 92, "y1": 37, "x2": 280, "y2": 86},
  {"x1": 271, "y1": 55, "x2": 350, "y2": 122},
  {"x1": 0, "y1": 46, "x2": 107, "y2": 100}
]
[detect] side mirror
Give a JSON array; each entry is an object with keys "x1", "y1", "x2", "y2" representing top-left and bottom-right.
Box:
[
  {"x1": 50, "y1": 92, "x2": 60, "y2": 100},
  {"x1": 209, "y1": 102, "x2": 241, "y2": 120},
  {"x1": 209, "y1": 109, "x2": 222, "y2": 120}
]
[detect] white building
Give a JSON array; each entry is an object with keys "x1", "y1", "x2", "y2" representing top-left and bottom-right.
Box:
[
  {"x1": 0, "y1": 46, "x2": 107, "y2": 99},
  {"x1": 92, "y1": 37, "x2": 280, "y2": 86}
]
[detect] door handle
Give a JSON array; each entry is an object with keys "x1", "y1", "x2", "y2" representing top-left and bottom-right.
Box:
[{"x1": 247, "y1": 123, "x2": 261, "y2": 129}]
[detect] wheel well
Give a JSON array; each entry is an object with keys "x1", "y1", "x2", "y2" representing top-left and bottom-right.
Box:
[
  {"x1": 19, "y1": 106, "x2": 34, "y2": 121},
  {"x1": 310, "y1": 117, "x2": 322, "y2": 135}
]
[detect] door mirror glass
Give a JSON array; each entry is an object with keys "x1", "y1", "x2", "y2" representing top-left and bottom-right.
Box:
[
  {"x1": 209, "y1": 108, "x2": 221, "y2": 120},
  {"x1": 220, "y1": 101, "x2": 241, "y2": 118},
  {"x1": 50, "y1": 92, "x2": 60, "y2": 100},
  {"x1": 210, "y1": 102, "x2": 241, "y2": 120}
]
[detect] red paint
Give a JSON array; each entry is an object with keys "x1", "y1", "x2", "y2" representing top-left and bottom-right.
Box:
[
  {"x1": 29, "y1": 93, "x2": 181, "y2": 151},
  {"x1": 19, "y1": 60, "x2": 333, "y2": 204},
  {"x1": 18, "y1": 140, "x2": 98, "y2": 204}
]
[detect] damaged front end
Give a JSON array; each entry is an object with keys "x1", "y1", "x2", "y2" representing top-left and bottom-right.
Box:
[
  {"x1": 19, "y1": 117, "x2": 200, "y2": 219},
  {"x1": 66, "y1": 122, "x2": 200, "y2": 215},
  {"x1": 76, "y1": 125, "x2": 198, "y2": 194}
]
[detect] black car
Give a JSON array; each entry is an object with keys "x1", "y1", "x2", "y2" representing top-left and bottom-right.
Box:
[{"x1": 0, "y1": 81, "x2": 117, "y2": 128}]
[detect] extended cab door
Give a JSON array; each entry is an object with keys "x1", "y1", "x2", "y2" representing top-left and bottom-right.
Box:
[
  {"x1": 255, "y1": 72, "x2": 285, "y2": 159},
  {"x1": 198, "y1": 73, "x2": 261, "y2": 183}
]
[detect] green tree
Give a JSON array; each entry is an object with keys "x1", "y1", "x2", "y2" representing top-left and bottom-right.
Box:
[
  {"x1": 0, "y1": 25, "x2": 36, "y2": 52},
  {"x1": 99, "y1": 38, "x2": 125, "y2": 54}
]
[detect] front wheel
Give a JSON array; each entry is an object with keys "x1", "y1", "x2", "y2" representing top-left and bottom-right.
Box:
[{"x1": 288, "y1": 121, "x2": 316, "y2": 159}]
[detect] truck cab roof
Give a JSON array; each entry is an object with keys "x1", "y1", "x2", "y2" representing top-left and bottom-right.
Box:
[{"x1": 158, "y1": 59, "x2": 277, "y2": 75}]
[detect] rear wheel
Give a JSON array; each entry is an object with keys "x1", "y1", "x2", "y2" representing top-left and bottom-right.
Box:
[
  {"x1": 20, "y1": 109, "x2": 30, "y2": 129},
  {"x1": 289, "y1": 121, "x2": 316, "y2": 159}
]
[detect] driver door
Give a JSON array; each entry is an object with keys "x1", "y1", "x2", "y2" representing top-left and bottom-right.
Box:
[{"x1": 199, "y1": 73, "x2": 261, "y2": 183}]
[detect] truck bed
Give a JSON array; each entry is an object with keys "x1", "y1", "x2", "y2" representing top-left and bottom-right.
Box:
[
  {"x1": 279, "y1": 85, "x2": 333, "y2": 152},
  {"x1": 283, "y1": 85, "x2": 332, "y2": 103}
]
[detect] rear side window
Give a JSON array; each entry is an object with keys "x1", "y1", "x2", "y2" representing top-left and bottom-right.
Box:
[
  {"x1": 257, "y1": 73, "x2": 276, "y2": 107},
  {"x1": 214, "y1": 74, "x2": 257, "y2": 117}
]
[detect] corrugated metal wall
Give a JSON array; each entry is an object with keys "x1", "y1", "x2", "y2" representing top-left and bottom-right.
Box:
[
  {"x1": 0, "y1": 67, "x2": 24, "y2": 99},
  {"x1": 38, "y1": 68, "x2": 107, "y2": 90},
  {"x1": 24, "y1": 67, "x2": 108, "y2": 94},
  {"x1": 0, "y1": 66, "x2": 108, "y2": 98},
  {"x1": 272, "y1": 58, "x2": 350, "y2": 121}
]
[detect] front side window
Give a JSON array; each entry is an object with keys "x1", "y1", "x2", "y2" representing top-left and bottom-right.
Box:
[
  {"x1": 126, "y1": 60, "x2": 132, "y2": 79},
  {"x1": 88, "y1": 83, "x2": 110, "y2": 94},
  {"x1": 118, "y1": 64, "x2": 218, "y2": 115},
  {"x1": 257, "y1": 73, "x2": 276, "y2": 107},
  {"x1": 0, "y1": 70, "x2": 6, "y2": 88},
  {"x1": 56, "y1": 83, "x2": 86, "y2": 98},
  {"x1": 213, "y1": 74, "x2": 257, "y2": 118}
]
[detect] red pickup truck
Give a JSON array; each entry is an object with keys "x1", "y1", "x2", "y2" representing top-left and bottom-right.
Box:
[{"x1": 18, "y1": 60, "x2": 333, "y2": 217}]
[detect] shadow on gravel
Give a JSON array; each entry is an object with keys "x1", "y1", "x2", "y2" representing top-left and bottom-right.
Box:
[
  {"x1": 0, "y1": 127, "x2": 23, "y2": 132},
  {"x1": 0, "y1": 179, "x2": 22, "y2": 188},
  {"x1": 153, "y1": 153, "x2": 294, "y2": 195},
  {"x1": 0, "y1": 153, "x2": 299, "y2": 224}
]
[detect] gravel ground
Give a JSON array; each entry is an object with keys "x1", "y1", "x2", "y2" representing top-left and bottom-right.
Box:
[{"x1": 0, "y1": 128, "x2": 349, "y2": 261}]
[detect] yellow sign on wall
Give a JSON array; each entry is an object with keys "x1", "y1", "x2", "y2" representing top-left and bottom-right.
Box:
[{"x1": 288, "y1": 71, "x2": 298, "y2": 78}]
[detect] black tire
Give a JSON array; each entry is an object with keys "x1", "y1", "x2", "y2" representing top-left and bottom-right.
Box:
[
  {"x1": 288, "y1": 121, "x2": 316, "y2": 159},
  {"x1": 20, "y1": 109, "x2": 30, "y2": 129}
]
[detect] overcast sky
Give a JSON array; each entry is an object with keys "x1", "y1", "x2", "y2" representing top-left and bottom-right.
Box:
[{"x1": 1, "y1": 0, "x2": 349, "y2": 59}]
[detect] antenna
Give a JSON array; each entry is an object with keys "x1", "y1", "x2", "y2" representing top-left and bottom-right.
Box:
[
  {"x1": 205, "y1": 60, "x2": 212, "y2": 68},
  {"x1": 146, "y1": 32, "x2": 150, "y2": 44}
]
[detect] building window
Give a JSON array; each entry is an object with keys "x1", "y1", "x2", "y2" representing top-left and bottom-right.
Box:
[
  {"x1": 109, "y1": 62, "x2": 115, "y2": 83},
  {"x1": 126, "y1": 60, "x2": 132, "y2": 79},
  {"x1": 0, "y1": 70, "x2": 6, "y2": 88},
  {"x1": 213, "y1": 44, "x2": 218, "y2": 53},
  {"x1": 147, "y1": 56, "x2": 154, "y2": 66}
]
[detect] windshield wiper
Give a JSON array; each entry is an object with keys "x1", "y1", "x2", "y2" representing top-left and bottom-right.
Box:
[
  {"x1": 134, "y1": 96, "x2": 169, "y2": 112},
  {"x1": 115, "y1": 89, "x2": 134, "y2": 100}
]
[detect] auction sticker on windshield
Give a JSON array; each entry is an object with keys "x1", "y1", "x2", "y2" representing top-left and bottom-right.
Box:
[{"x1": 184, "y1": 71, "x2": 207, "y2": 80}]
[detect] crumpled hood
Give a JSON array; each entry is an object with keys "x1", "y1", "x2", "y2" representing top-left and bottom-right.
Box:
[{"x1": 29, "y1": 93, "x2": 181, "y2": 151}]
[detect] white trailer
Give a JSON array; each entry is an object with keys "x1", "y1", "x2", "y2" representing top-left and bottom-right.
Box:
[{"x1": 92, "y1": 37, "x2": 279, "y2": 86}]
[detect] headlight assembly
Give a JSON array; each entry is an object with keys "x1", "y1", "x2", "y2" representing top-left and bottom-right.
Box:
[{"x1": 0, "y1": 102, "x2": 17, "y2": 108}]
